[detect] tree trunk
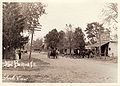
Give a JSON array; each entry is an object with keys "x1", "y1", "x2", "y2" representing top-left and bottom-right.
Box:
[{"x1": 3, "y1": 48, "x2": 15, "y2": 60}]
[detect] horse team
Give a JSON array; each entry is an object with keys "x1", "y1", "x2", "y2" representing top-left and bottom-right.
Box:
[{"x1": 47, "y1": 48, "x2": 95, "y2": 59}]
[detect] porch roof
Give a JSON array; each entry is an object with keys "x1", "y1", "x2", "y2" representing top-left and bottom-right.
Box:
[{"x1": 88, "y1": 41, "x2": 110, "y2": 47}]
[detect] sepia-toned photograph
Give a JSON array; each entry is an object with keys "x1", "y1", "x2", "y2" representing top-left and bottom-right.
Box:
[{"x1": 2, "y1": 0, "x2": 118, "y2": 84}]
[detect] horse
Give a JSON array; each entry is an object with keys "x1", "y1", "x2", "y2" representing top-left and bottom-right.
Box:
[
  {"x1": 82, "y1": 49, "x2": 94, "y2": 58},
  {"x1": 48, "y1": 48, "x2": 58, "y2": 59}
]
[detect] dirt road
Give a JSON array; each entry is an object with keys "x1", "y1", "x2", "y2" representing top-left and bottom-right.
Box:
[{"x1": 3, "y1": 52, "x2": 117, "y2": 83}]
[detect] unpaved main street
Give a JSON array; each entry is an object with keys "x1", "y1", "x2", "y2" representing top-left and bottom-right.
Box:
[{"x1": 3, "y1": 52, "x2": 117, "y2": 83}]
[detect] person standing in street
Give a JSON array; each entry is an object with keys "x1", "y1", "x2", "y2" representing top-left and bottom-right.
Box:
[{"x1": 18, "y1": 50, "x2": 21, "y2": 59}]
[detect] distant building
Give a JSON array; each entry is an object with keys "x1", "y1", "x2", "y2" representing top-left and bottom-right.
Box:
[
  {"x1": 108, "y1": 39, "x2": 118, "y2": 57},
  {"x1": 87, "y1": 29, "x2": 118, "y2": 57},
  {"x1": 88, "y1": 39, "x2": 117, "y2": 57}
]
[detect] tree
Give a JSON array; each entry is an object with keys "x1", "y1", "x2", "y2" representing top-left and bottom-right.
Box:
[
  {"x1": 65, "y1": 24, "x2": 74, "y2": 54},
  {"x1": 3, "y1": 2, "x2": 29, "y2": 59},
  {"x1": 85, "y1": 22, "x2": 104, "y2": 44},
  {"x1": 85, "y1": 22, "x2": 105, "y2": 57},
  {"x1": 3, "y1": 2, "x2": 46, "y2": 60},
  {"x1": 20, "y1": 3, "x2": 46, "y2": 59},
  {"x1": 101, "y1": 3, "x2": 118, "y2": 34},
  {"x1": 20, "y1": 3, "x2": 46, "y2": 32},
  {"x1": 57, "y1": 30, "x2": 66, "y2": 53},
  {"x1": 32, "y1": 38, "x2": 43, "y2": 50},
  {"x1": 44, "y1": 29, "x2": 59, "y2": 49},
  {"x1": 102, "y1": 3, "x2": 118, "y2": 24},
  {"x1": 101, "y1": 3, "x2": 118, "y2": 40},
  {"x1": 73, "y1": 27, "x2": 85, "y2": 50}
]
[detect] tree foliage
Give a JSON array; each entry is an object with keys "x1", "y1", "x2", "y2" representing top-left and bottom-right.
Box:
[
  {"x1": 44, "y1": 25, "x2": 86, "y2": 54},
  {"x1": 3, "y1": 2, "x2": 29, "y2": 59},
  {"x1": 20, "y1": 2, "x2": 46, "y2": 32},
  {"x1": 102, "y1": 3, "x2": 118, "y2": 24},
  {"x1": 44, "y1": 29, "x2": 59, "y2": 49},
  {"x1": 65, "y1": 24, "x2": 74, "y2": 54},
  {"x1": 73, "y1": 27, "x2": 85, "y2": 50},
  {"x1": 85, "y1": 22, "x2": 105, "y2": 44},
  {"x1": 3, "y1": 2, "x2": 28, "y2": 50},
  {"x1": 32, "y1": 38, "x2": 43, "y2": 50},
  {"x1": 3, "y1": 2, "x2": 46, "y2": 59},
  {"x1": 57, "y1": 30, "x2": 65, "y2": 50}
]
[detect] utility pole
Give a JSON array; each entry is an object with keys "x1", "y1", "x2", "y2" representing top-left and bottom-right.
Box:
[
  {"x1": 99, "y1": 26, "x2": 101, "y2": 59},
  {"x1": 69, "y1": 24, "x2": 72, "y2": 55},
  {"x1": 29, "y1": 28, "x2": 34, "y2": 60},
  {"x1": 28, "y1": 23, "x2": 41, "y2": 60}
]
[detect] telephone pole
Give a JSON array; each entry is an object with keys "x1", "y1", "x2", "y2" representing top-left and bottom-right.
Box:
[
  {"x1": 98, "y1": 24, "x2": 103, "y2": 59},
  {"x1": 29, "y1": 24, "x2": 41, "y2": 60},
  {"x1": 99, "y1": 27, "x2": 101, "y2": 58},
  {"x1": 29, "y1": 28, "x2": 34, "y2": 60}
]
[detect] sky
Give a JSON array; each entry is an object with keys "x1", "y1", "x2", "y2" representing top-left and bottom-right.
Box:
[{"x1": 31, "y1": 1, "x2": 106, "y2": 40}]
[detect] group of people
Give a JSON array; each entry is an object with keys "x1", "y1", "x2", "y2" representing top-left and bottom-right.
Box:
[
  {"x1": 47, "y1": 47, "x2": 95, "y2": 59},
  {"x1": 47, "y1": 47, "x2": 59, "y2": 59}
]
